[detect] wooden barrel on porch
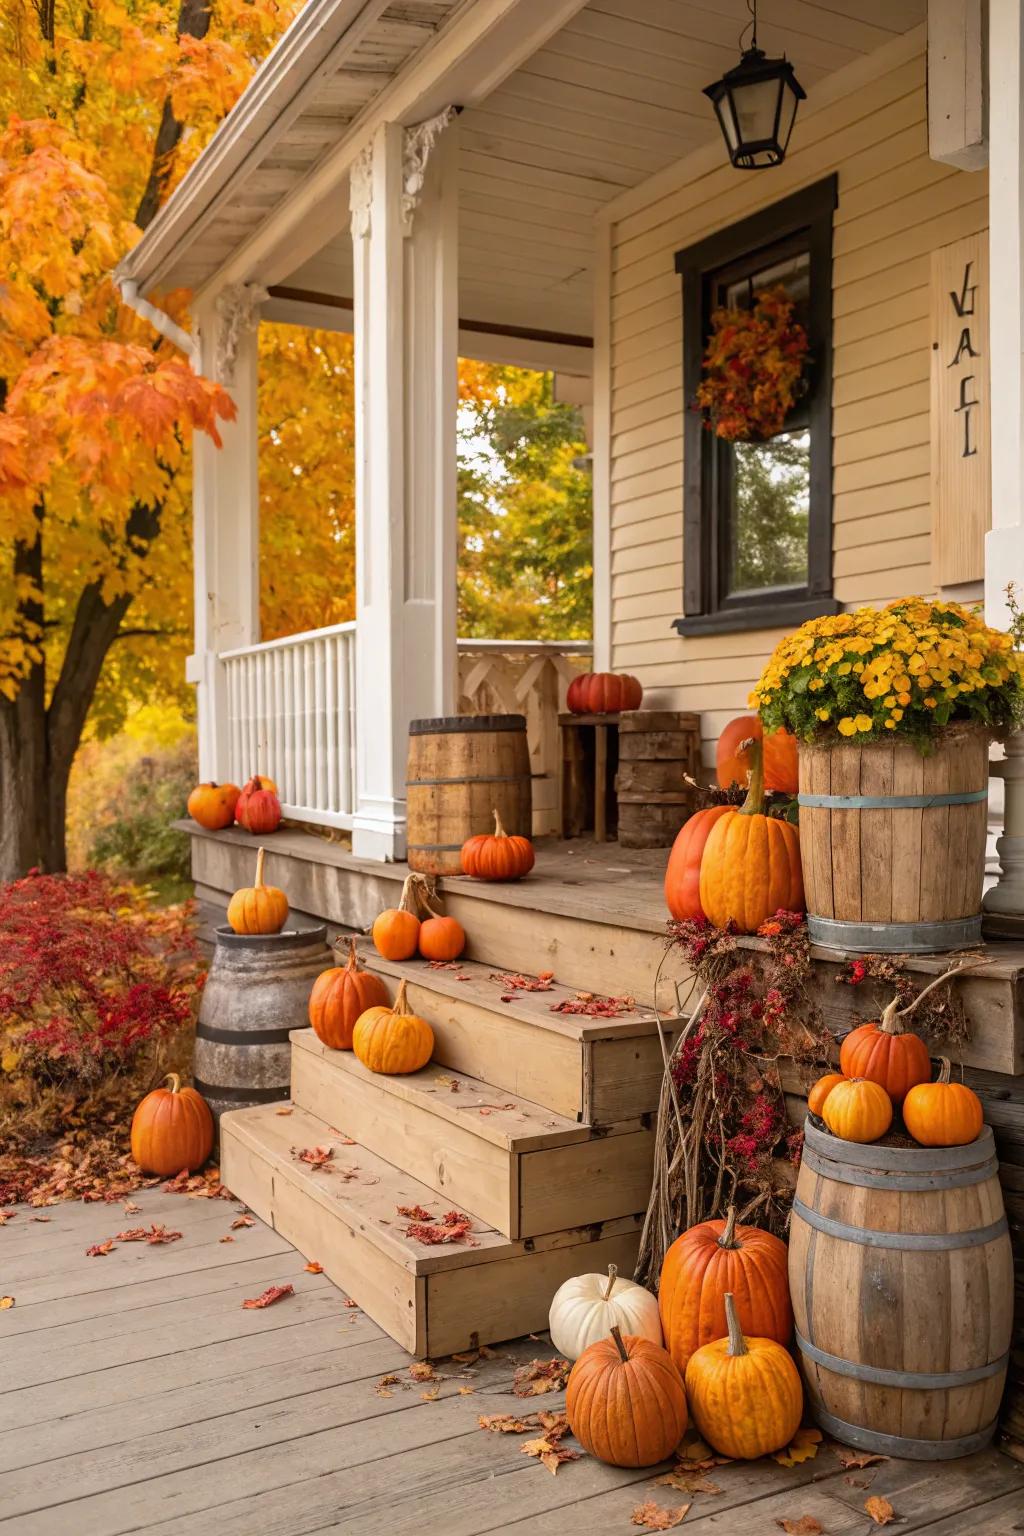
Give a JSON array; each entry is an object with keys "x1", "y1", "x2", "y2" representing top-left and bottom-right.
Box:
[
  {"x1": 797, "y1": 727, "x2": 989, "y2": 953},
  {"x1": 614, "y1": 710, "x2": 700, "y2": 848},
  {"x1": 406, "y1": 715, "x2": 532, "y2": 875},
  {"x1": 789, "y1": 1118, "x2": 1013, "y2": 1460},
  {"x1": 194, "y1": 925, "x2": 331, "y2": 1124}
]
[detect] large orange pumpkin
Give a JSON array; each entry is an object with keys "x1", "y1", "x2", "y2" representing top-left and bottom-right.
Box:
[
  {"x1": 902, "y1": 1057, "x2": 984, "y2": 1147},
  {"x1": 418, "y1": 914, "x2": 466, "y2": 961},
  {"x1": 664, "y1": 805, "x2": 732, "y2": 921},
  {"x1": 839, "y1": 997, "x2": 932, "y2": 1105},
  {"x1": 353, "y1": 980, "x2": 434, "y2": 1075},
  {"x1": 226, "y1": 846, "x2": 289, "y2": 934},
  {"x1": 566, "y1": 1326, "x2": 688, "y2": 1468},
  {"x1": 698, "y1": 742, "x2": 803, "y2": 932},
  {"x1": 685, "y1": 1293, "x2": 803, "y2": 1460},
  {"x1": 130, "y1": 1073, "x2": 214, "y2": 1176},
  {"x1": 372, "y1": 875, "x2": 422, "y2": 960},
  {"x1": 460, "y1": 809, "x2": 535, "y2": 880},
  {"x1": 236, "y1": 775, "x2": 282, "y2": 835},
  {"x1": 566, "y1": 672, "x2": 643, "y2": 715},
  {"x1": 716, "y1": 716, "x2": 798, "y2": 795},
  {"x1": 821, "y1": 1076, "x2": 893, "y2": 1143},
  {"x1": 308, "y1": 938, "x2": 390, "y2": 1051},
  {"x1": 187, "y1": 781, "x2": 240, "y2": 830},
  {"x1": 658, "y1": 1205, "x2": 792, "y2": 1375}
]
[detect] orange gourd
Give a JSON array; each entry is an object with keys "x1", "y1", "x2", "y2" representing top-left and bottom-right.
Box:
[
  {"x1": 460, "y1": 808, "x2": 535, "y2": 881},
  {"x1": 664, "y1": 805, "x2": 732, "y2": 922},
  {"x1": 698, "y1": 741, "x2": 803, "y2": 932},
  {"x1": 308, "y1": 938, "x2": 390, "y2": 1050},
  {"x1": 807, "y1": 1072, "x2": 846, "y2": 1119},
  {"x1": 658, "y1": 1205, "x2": 792, "y2": 1375},
  {"x1": 236, "y1": 775, "x2": 282, "y2": 835},
  {"x1": 566, "y1": 672, "x2": 644, "y2": 715},
  {"x1": 187, "y1": 781, "x2": 240, "y2": 830},
  {"x1": 821, "y1": 1076, "x2": 892, "y2": 1143},
  {"x1": 418, "y1": 914, "x2": 466, "y2": 961},
  {"x1": 565, "y1": 1326, "x2": 688, "y2": 1468},
  {"x1": 839, "y1": 998, "x2": 931, "y2": 1105},
  {"x1": 716, "y1": 715, "x2": 798, "y2": 795},
  {"x1": 226, "y1": 847, "x2": 289, "y2": 934},
  {"x1": 130, "y1": 1073, "x2": 214, "y2": 1176},
  {"x1": 372, "y1": 875, "x2": 422, "y2": 960},
  {"x1": 353, "y1": 979, "x2": 434, "y2": 1075},
  {"x1": 903, "y1": 1057, "x2": 984, "y2": 1147},
  {"x1": 684, "y1": 1293, "x2": 803, "y2": 1460}
]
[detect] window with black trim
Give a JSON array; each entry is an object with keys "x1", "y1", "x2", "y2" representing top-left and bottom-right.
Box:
[{"x1": 673, "y1": 175, "x2": 839, "y2": 637}]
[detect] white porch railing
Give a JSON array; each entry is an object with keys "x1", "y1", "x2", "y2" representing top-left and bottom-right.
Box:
[
  {"x1": 220, "y1": 622, "x2": 357, "y2": 830},
  {"x1": 216, "y1": 628, "x2": 592, "y2": 835}
]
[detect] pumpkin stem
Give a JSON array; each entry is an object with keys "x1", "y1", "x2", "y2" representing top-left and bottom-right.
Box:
[
  {"x1": 492, "y1": 807, "x2": 508, "y2": 838},
  {"x1": 738, "y1": 738, "x2": 765, "y2": 816},
  {"x1": 603, "y1": 1263, "x2": 619, "y2": 1300},
  {"x1": 163, "y1": 1073, "x2": 181, "y2": 1094},
  {"x1": 398, "y1": 874, "x2": 422, "y2": 915},
  {"x1": 255, "y1": 847, "x2": 266, "y2": 889},
  {"x1": 609, "y1": 1324, "x2": 630, "y2": 1364},
  {"x1": 723, "y1": 1292, "x2": 748, "y2": 1358},
  {"x1": 392, "y1": 980, "x2": 409, "y2": 1015},
  {"x1": 717, "y1": 1205, "x2": 739, "y2": 1249},
  {"x1": 345, "y1": 936, "x2": 359, "y2": 970},
  {"x1": 878, "y1": 996, "x2": 904, "y2": 1036},
  {"x1": 936, "y1": 1056, "x2": 952, "y2": 1085}
]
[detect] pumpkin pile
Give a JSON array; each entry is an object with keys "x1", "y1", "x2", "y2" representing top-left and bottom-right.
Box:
[
  {"x1": 187, "y1": 774, "x2": 283, "y2": 834},
  {"x1": 371, "y1": 873, "x2": 467, "y2": 962}
]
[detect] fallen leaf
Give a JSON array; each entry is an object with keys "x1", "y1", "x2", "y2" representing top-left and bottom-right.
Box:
[
  {"x1": 409, "y1": 1361, "x2": 436, "y2": 1382},
  {"x1": 406, "y1": 1210, "x2": 475, "y2": 1245},
  {"x1": 231, "y1": 1214, "x2": 255, "y2": 1229},
  {"x1": 512, "y1": 1358, "x2": 570, "y2": 1397},
  {"x1": 0, "y1": 1210, "x2": 17, "y2": 1224},
  {"x1": 219, "y1": 1235, "x2": 234, "y2": 1243},
  {"x1": 292, "y1": 1145, "x2": 334, "y2": 1170},
  {"x1": 343, "y1": 1297, "x2": 359, "y2": 1309},
  {"x1": 673, "y1": 1430, "x2": 729, "y2": 1471},
  {"x1": 304, "y1": 1260, "x2": 323, "y2": 1273},
  {"x1": 457, "y1": 1386, "x2": 475, "y2": 1395},
  {"x1": 478, "y1": 1413, "x2": 536, "y2": 1434},
  {"x1": 122, "y1": 1202, "x2": 142, "y2": 1215},
  {"x1": 29, "y1": 1214, "x2": 50, "y2": 1223},
  {"x1": 775, "y1": 1520, "x2": 823, "y2": 1536},
  {"x1": 655, "y1": 1470, "x2": 722, "y2": 1495},
  {"x1": 397, "y1": 1204, "x2": 432, "y2": 1221},
  {"x1": 837, "y1": 1449, "x2": 889, "y2": 1470},
  {"x1": 275, "y1": 1107, "x2": 293, "y2": 1116},
  {"x1": 520, "y1": 1436, "x2": 580, "y2": 1475},
  {"x1": 241, "y1": 1283, "x2": 294, "y2": 1309},
  {"x1": 773, "y1": 1427, "x2": 823, "y2": 1466},
  {"x1": 85, "y1": 1240, "x2": 114, "y2": 1256},
  {"x1": 0, "y1": 1296, "x2": 14, "y2": 1309},
  {"x1": 865, "y1": 1496, "x2": 897, "y2": 1526},
  {"x1": 420, "y1": 1387, "x2": 440, "y2": 1402},
  {"x1": 375, "y1": 1373, "x2": 401, "y2": 1398},
  {"x1": 631, "y1": 1500, "x2": 691, "y2": 1530}
]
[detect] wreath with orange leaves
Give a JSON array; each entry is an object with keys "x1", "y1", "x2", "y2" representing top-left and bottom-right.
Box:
[{"x1": 695, "y1": 285, "x2": 809, "y2": 442}]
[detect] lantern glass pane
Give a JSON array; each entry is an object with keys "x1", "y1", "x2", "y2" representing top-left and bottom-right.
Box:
[
  {"x1": 732, "y1": 78, "x2": 781, "y2": 146},
  {"x1": 778, "y1": 82, "x2": 800, "y2": 147}
]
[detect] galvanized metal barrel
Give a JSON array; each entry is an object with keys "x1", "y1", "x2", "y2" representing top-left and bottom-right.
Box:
[
  {"x1": 194, "y1": 925, "x2": 330, "y2": 1124},
  {"x1": 789, "y1": 1119, "x2": 1013, "y2": 1459},
  {"x1": 797, "y1": 729, "x2": 989, "y2": 953},
  {"x1": 406, "y1": 714, "x2": 532, "y2": 875}
]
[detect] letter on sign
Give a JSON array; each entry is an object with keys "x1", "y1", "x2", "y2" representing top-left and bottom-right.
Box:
[{"x1": 930, "y1": 233, "x2": 990, "y2": 585}]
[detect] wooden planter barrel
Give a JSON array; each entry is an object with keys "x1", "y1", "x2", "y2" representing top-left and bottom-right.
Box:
[
  {"x1": 194, "y1": 925, "x2": 330, "y2": 1124},
  {"x1": 614, "y1": 709, "x2": 700, "y2": 849},
  {"x1": 789, "y1": 1119, "x2": 1013, "y2": 1459},
  {"x1": 797, "y1": 729, "x2": 989, "y2": 952},
  {"x1": 406, "y1": 714, "x2": 532, "y2": 875}
]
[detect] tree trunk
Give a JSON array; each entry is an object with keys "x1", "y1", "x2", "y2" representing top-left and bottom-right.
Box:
[{"x1": 134, "y1": 0, "x2": 212, "y2": 229}]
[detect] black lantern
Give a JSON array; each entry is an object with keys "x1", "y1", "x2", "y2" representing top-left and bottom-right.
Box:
[{"x1": 704, "y1": 5, "x2": 805, "y2": 170}]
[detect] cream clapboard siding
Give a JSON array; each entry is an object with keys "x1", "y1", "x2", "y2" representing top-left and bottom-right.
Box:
[{"x1": 603, "y1": 26, "x2": 986, "y2": 763}]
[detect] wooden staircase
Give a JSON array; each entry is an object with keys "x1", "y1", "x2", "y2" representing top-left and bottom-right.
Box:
[{"x1": 219, "y1": 945, "x2": 675, "y2": 1358}]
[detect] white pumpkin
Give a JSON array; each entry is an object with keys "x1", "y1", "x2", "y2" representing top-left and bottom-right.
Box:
[{"x1": 548, "y1": 1263, "x2": 662, "y2": 1361}]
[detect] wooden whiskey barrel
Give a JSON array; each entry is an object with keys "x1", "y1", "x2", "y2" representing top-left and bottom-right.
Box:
[
  {"x1": 407, "y1": 714, "x2": 532, "y2": 875},
  {"x1": 789, "y1": 1118, "x2": 1013, "y2": 1459},
  {"x1": 797, "y1": 727, "x2": 989, "y2": 952},
  {"x1": 614, "y1": 710, "x2": 700, "y2": 849},
  {"x1": 194, "y1": 925, "x2": 331, "y2": 1124}
]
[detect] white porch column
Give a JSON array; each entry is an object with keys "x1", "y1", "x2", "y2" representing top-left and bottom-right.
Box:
[
  {"x1": 349, "y1": 113, "x2": 458, "y2": 861},
  {"x1": 188, "y1": 286, "x2": 264, "y2": 781}
]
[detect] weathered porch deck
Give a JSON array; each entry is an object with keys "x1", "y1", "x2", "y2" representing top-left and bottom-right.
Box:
[{"x1": 1, "y1": 1185, "x2": 1022, "y2": 1536}]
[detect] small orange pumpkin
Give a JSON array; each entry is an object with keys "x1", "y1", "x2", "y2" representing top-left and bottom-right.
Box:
[
  {"x1": 698, "y1": 741, "x2": 803, "y2": 932},
  {"x1": 716, "y1": 716, "x2": 798, "y2": 795},
  {"x1": 418, "y1": 914, "x2": 466, "y2": 961},
  {"x1": 658, "y1": 1205, "x2": 792, "y2": 1375},
  {"x1": 236, "y1": 775, "x2": 282, "y2": 834},
  {"x1": 821, "y1": 1076, "x2": 892, "y2": 1143},
  {"x1": 903, "y1": 1057, "x2": 984, "y2": 1147},
  {"x1": 130, "y1": 1073, "x2": 214, "y2": 1176},
  {"x1": 684, "y1": 1293, "x2": 803, "y2": 1460},
  {"x1": 353, "y1": 979, "x2": 434, "y2": 1075},
  {"x1": 460, "y1": 808, "x2": 535, "y2": 881},
  {"x1": 226, "y1": 847, "x2": 289, "y2": 934},
  {"x1": 807, "y1": 1072, "x2": 846, "y2": 1119},
  {"x1": 372, "y1": 875, "x2": 422, "y2": 960},
  {"x1": 566, "y1": 672, "x2": 644, "y2": 715},
  {"x1": 839, "y1": 997, "x2": 931, "y2": 1104},
  {"x1": 566, "y1": 1326, "x2": 688, "y2": 1468},
  {"x1": 187, "y1": 781, "x2": 240, "y2": 830},
  {"x1": 664, "y1": 805, "x2": 732, "y2": 922},
  {"x1": 308, "y1": 938, "x2": 390, "y2": 1051}
]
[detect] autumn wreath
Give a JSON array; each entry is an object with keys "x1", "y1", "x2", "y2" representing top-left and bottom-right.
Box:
[{"x1": 695, "y1": 284, "x2": 809, "y2": 442}]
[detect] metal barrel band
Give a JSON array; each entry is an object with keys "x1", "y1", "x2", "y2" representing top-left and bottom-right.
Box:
[
  {"x1": 192, "y1": 1079, "x2": 286, "y2": 1104},
  {"x1": 802, "y1": 1119, "x2": 996, "y2": 1171},
  {"x1": 799, "y1": 1144, "x2": 999, "y2": 1191},
  {"x1": 809, "y1": 1407, "x2": 997, "y2": 1462},
  {"x1": 795, "y1": 1330, "x2": 1008, "y2": 1389},
  {"x1": 797, "y1": 789, "x2": 988, "y2": 809},
  {"x1": 792, "y1": 1198, "x2": 1008, "y2": 1251},
  {"x1": 806, "y1": 913, "x2": 983, "y2": 954},
  {"x1": 407, "y1": 841, "x2": 468, "y2": 853},
  {"x1": 195, "y1": 1022, "x2": 295, "y2": 1047}
]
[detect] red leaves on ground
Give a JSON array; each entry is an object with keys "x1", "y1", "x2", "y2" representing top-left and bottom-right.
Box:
[
  {"x1": 230, "y1": 1213, "x2": 255, "y2": 1229},
  {"x1": 865, "y1": 1497, "x2": 897, "y2": 1526},
  {"x1": 550, "y1": 993, "x2": 636, "y2": 1018},
  {"x1": 396, "y1": 1203, "x2": 432, "y2": 1221},
  {"x1": 0, "y1": 1210, "x2": 16, "y2": 1224},
  {"x1": 631, "y1": 1502, "x2": 691, "y2": 1531},
  {"x1": 292, "y1": 1145, "x2": 333, "y2": 1170},
  {"x1": 490, "y1": 972, "x2": 555, "y2": 1001},
  {"x1": 241, "y1": 1283, "x2": 294, "y2": 1310},
  {"x1": 304, "y1": 1260, "x2": 323, "y2": 1273},
  {"x1": 512, "y1": 1358, "x2": 570, "y2": 1397},
  {"x1": 114, "y1": 1223, "x2": 181, "y2": 1244},
  {"x1": 405, "y1": 1210, "x2": 475, "y2": 1245},
  {"x1": 85, "y1": 1240, "x2": 114, "y2": 1256},
  {"x1": 161, "y1": 1168, "x2": 231, "y2": 1198}
]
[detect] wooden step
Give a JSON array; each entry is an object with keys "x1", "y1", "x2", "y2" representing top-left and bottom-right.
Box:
[
  {"x1": 289, "y1": 1028, "x2": 654, "y2": 1239},
  {"x1": 219, "y1": 1102, "x2": 643, "y2": 1357},
  {"x1": 356, "y1": 945, "x2": 679, "y2": 1124}
]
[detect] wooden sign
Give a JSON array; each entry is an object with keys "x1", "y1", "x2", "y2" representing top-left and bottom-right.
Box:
[{"x1": 930, "y1": 233, "x2": 990, "y2": 586}]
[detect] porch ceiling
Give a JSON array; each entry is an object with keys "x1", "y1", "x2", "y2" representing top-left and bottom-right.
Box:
[{"x1": 119, "y1": 0, "x2": 927, "y2": 343}]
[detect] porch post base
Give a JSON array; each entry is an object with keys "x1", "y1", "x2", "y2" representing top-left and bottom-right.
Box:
[
  {"x1": 983, "y1": 733, "x2": 1024, "y2": 919},
  {"x1": 351, "y1": 808, "x2": 408, "y2": 863}
]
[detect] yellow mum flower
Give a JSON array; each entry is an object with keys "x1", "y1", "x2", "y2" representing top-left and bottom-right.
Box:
[
  {"x1": 855, "y1": 714, "x2": 873, "y2": 732},
  {"x1": 884, "y1": 695, "x2": 896, "y2": 707},
  {"x1": 815, "y1": 707, "x2": 830, "y2": 721},
  {"x1": 837, "y1": 717, "x2": 858, "y2": 736},
  {"x1": 884, "y1": 718, "x2": 897, "y2": 729}
]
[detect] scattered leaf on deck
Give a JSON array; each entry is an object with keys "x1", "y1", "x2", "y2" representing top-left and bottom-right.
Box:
[
  {"x1": 773, "y1": 1428, "x2": 822, "y2": 1466},
  {"x1": 0, "y1": 1296, "x2": 14, "y2": 1309},
  {"x1": 85, "y1": 1240, "x2": 114, "y2": 1256},
  {"x1": 405, "y1": 1210, "x2": 475, "y2": 1245},
  {"x1": 775, "y1": 1519, "x2": 823, "y2": 1535},
  {"x1": 655, "y1": 1470, "x2": 722, "y2": 1495},
  {"x1": 631, "y1": 1500, "x2": 691, "y2": 1530},
  {"x1": 375, "y1": 1374, "x2": 401, "y2": 1398},
  {"x1": 673, "y1": 1430, "x2": 729, "y2": 1470},
  {"x1": 114, "y1": 1224, "x2": 182, "y2": 1245},
  {"x1": 241, "y1": 1283, "x2": 294, "y2": 1309},
  {"x1": 292, "y1": 1145, "x2": 334, "y2": 1170},
  {"x1": 479, "y1": 1414, "x2": 536, "y2": 1434},
  {"x1": 343, "y1": 1298, "x2": 359, "y2": 1309},
  {"x1": 304, "y1": 1260, "x2": 323, "y2": 1273},
  {"x1": 122, "y1": 1202, "x2": 142, "y2": 1215},
  {"x1": 865, "y1": 1496, "x2": 897, "y2": 1526},
  {"x1": 219, "y1": 1235, "x2": 234, "y2": 1243},
  {"x1": 409, "y1": 1361, "x2": 436, "y2": 1382},
  {"x1": 0, "y1": 1211, "x2": 17, "y2": 1224},
  {"x1": 275, "y1": 1107, "x2": 293, "y2": 1116},
  {"x1": 458, "y1": 1386, "x2": 475, "y2": 1395},
  {"x1": 420, "y1": 1387, "x2": 441, "y2": 1402},
  {"x1": 231, "y1": 1214, "x2": 255, "y2": 1229},
  {"x1": 512, "y1": 1358, "x2": 570, "y2": 1397},
  {"x1": 397, "y1": 1204, "x2": 432, "y2": 1221},
  {"x1": 520, "y1": 1437, "x2": 580, "y2": 1475},
  {"x1": 837, "y1": 1450, "x2": 888, "y2": 1470}
]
